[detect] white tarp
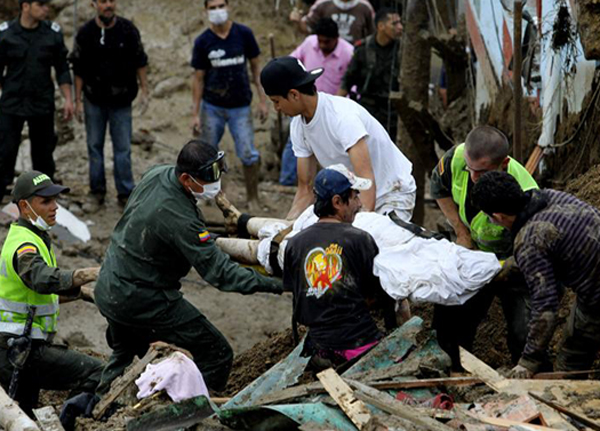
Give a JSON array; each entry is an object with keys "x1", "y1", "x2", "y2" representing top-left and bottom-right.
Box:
[{"x1": 257, "y1": 207, "x2": 501, "y2": 305}]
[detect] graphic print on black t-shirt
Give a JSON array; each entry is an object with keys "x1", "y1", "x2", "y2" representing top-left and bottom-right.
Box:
[{"x1": 304, "y1": 243, "x2": 343, "y2": 299}]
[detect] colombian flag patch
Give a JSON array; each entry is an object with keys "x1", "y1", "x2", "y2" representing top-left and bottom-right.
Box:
[
  {"x1": 17, "y1": 245, "x2": 37, "y2": 256},
  {"x1": 199, "y1": 231, "x2": 211, "y2": 243}
]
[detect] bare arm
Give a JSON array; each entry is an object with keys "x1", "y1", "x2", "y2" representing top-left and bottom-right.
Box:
[
  {"x1": 191, "y1": 69, "x2": 206, "y2": 133},
  {"x1": 74, "y1": 75, "x2": 84, "y2": 121},
  {"x1": 337, "y1": 88, "x2": 349, "y2": 97},
  {"x1": 59, "y1": 83, "x2": 74, "y2": 122},
  {"x1": 287, "y1": 155, "x2": 318, "y2": 220},
  {"x1": 348, "y1": 137, "x2": 376, "y2": 211},
  {"x1": 137, "y1": 66, "x2": 148, "y2": 96},
  {"x1": 436, "y1": 197, "x2": 473, "y2": 248},
  {"x1": 249, "y1": 56, "x2": 268, "y2": 122}
]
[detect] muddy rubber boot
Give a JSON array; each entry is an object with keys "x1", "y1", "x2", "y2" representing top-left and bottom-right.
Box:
[{"x1": 243, "y1": 163, "x2": 261, "y2": 214}]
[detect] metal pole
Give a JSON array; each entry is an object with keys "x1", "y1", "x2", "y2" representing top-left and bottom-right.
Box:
[{"x1": 513, "y1": 0, "x2": 523, "y2": 163}]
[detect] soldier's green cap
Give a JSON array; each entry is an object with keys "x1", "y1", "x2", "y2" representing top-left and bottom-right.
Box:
[{"x1": 12, "y1": 171, "x2": 70, "y2": 203}]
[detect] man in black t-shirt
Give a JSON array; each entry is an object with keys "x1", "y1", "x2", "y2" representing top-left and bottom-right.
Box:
[
  {"x1": 70, "y1": 0, "x2": 148, "y2": 208},
  {"x1": 284, "y1": 164, "x2": 394, "y2": 370},
  {"x1": 191, "y1": 0, "x2": 266, "y2": 212}
]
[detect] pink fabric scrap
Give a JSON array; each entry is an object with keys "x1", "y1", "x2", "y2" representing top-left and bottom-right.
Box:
[
  {"x1": 135, "y1": 351, "x2": 209, "y2": 403},
  {"x1": 335, "y1": 340, "x2": 379, "y2": 361}
]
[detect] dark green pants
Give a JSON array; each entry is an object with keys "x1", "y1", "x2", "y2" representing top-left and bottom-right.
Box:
[
  {"x1": 555, "y1": 300, "x2": 600, "y2": 371},
  {"x1": 96, "y1": 314, "x2": 234, "y2": 396},
  {"x1": 0, "y1": 335, "x2": 104, "y2": 416}
]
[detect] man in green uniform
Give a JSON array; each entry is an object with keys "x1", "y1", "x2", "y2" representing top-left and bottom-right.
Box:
[
  {"x1": 338, "y1": 7, "x2": 402, "y2": 142},
  {"x1": 0, "y1": 171, "x2": 103, "y2": 414},
  {"x1": 0, "y1": 0, "x2": 74, "y2": 201},
  {"x1": 429, "y1": 125, "x2": 538, "y2": 371},
  {"x1": 94, "y1": 139, "x2": 284, "y2": 395}
]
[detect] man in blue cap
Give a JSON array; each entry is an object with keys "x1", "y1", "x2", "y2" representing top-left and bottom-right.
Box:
[{"x1": 283, "y1": 164, "x2": 395, "y2": 371}]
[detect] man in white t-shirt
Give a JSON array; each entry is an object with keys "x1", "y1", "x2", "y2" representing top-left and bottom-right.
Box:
[{"x1": 260, "y1": 56, "x2": 416, "y2": 221}]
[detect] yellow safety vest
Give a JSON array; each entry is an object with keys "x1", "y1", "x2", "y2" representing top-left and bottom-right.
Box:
[
  {"x1": 0, "y1": 224, "x2": 59, "y2": 339},
  {"x1": 450, "y1": 143, "x2": 538, "y2": 257}
]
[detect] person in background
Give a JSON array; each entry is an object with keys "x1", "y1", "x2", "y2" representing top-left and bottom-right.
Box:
[
  {"x1": 191, "y1": 0, "x2": 267, "y2": 212},
  {"x1": 70, "y1": 0, "x2": 149, "y2": 209},
  {"x1": 0, "y1": 0, "x2": 73, "y2": 203},
  {"x1": 290, "y1": 0, "x2": 375, "y2": 44},
  {"x1": 339, "y1": 7, "x2": 402, "y2": 142}
]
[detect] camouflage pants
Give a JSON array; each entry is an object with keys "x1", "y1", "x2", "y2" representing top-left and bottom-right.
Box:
[{"x1": 555, "y1": 299, "x2": 600, "y2": 371}]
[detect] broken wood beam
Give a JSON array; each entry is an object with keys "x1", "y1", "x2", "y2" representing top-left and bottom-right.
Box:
[
  {"x1": 317, "y1": 368, "x2": 372, "y2": 430},
  {"x1": 93, "y1": 345, "x2": 161, "y2": 419},
  {"x1": 0, "y1": 385, "x2": 40, "y2": 431},
  {"x1": 348, "y1": 379, "x2": 455, "y2": 431},
  {"x1": 32, "y1": 407, "x2": 64, "y2": 431},
  {"x1": 528, "y1": 392, "x2": 600, "y2": 431}
]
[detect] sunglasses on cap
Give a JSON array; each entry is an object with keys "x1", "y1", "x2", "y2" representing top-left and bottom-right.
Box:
[{"x1": 193, "y1": 151, "x2": 228, "y2": 183}]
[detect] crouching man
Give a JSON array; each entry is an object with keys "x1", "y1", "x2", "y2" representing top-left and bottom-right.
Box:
[
  {"x1": 283, "y1": 165, "x2": 395, "y2": 371},
  {"x1": 472, "y1": 171, "x2": 600, "y2": 378},
  {"x1": 0, "y1": 171, "x2": 103, "y2": 414}
]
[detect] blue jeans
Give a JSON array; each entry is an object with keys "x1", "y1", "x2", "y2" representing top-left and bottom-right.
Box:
[
  {"x1": 200, "y1": 101, "x2": 260, "y2": 166},
  {"x1": 279, "y1": 137, "x2": 297, "y2": 186},
  {"x1": 84, "y1": 98, "x2": 135, "y2": 197}
]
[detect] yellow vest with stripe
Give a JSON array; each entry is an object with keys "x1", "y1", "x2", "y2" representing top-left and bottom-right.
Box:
[
  {"x1": 450, "y1": 143, "x2": 538, "y2": 257},
  {"x1": 0, "y1": 224, "x2": 59, "y2": 339}
]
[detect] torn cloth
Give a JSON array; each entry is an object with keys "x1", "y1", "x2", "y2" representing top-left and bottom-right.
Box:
[{"x1": 135, "y1": 352, "x2": 209, "y2": 402}]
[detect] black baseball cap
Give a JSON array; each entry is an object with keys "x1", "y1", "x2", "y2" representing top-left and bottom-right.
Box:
[
  {"x1": 260, "y1": 56, "x2": 324, "y2": 97},
  {"x1": 12, "y1": 171, "x2": 69, "y2": 203}
]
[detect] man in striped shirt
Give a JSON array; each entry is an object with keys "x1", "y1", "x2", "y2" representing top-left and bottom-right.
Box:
[{"x1": 472, "y1": 171, "x2": 600, "y2": 378}]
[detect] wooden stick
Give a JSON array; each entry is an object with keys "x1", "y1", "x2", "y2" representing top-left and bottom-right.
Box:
[
  {"x1": 534, "y1": 369, "x2": 598, "y2": 380},
  {"x1": 93, "y1": 345, "x2": 160, "y2": 419},
  {"x1": 528, "y1": 392, "x2": 600, "y2": 431},
  {"x1": 32, "y1": 407, "x2": 64, "y2": 431},
  {"x1": 0, "y1": 385, "x2": 40, "y2": 431},
  {"x1": 473, "y1": 414, "x2": 558, "y2": 431},
  {"x1": 317, "y1": 369, "x2": 371, "y2": 430}
]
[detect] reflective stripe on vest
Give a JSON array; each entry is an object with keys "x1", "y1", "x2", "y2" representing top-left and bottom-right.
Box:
[
  {"x1": 0, "y1": 224, "x2": 60, "y2": 338},
  {"x1": 450, "y1": 143, "x2": 538, "y2": 257}
]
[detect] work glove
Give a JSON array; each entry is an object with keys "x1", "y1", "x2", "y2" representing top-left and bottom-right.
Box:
[
  {"x1": 59, "y1": 392, "x2": 99, "y2": 431},
  {"x1": 508, "y1": 364, "x2": 534, "y2": 379}
]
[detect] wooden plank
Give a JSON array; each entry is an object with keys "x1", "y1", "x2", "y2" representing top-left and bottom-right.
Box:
[
  {"x1": 459, "y1": 347, "x2": 577, "y2": 431},
  {"x1": 32, "y1": 407, "x2": 64, "y2": 431},
  {"x1": 348, "y1": 380, "x2": 455, "y2": 431},
  {"x1": 256, "y1": 376, "x2": 483, "y2": 405},
  {"x1": 474, "y1": 415, "x2": 560, "y2": 431},
  {"x1": 528, "y1": 392, "x2": 600, "y2": 431},
  {"x1": 0, "y1": 385, "x2": 40, "y2": 431},
  {"x1": 316, "y1": 369, "x2": 371, "y2": 430},
  {"x1": 93, "y1": 346, "x2": 161, "y2": 419}
]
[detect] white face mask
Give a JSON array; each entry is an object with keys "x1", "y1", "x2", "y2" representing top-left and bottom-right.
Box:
[
  {"x1": 207, "y1": 8, "x2": 229, "y2": 25},
  {"x1": 332, "y1": 0, "x2": 359, "y2": 10},
  {"x1": 26, "y1": 201, "x2": 52, "y2": 231},
  {"x1": 189, "y1": 178, "x2": 221, "y2": 201}
]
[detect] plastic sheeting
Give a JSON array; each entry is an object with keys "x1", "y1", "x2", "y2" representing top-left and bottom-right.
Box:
[{"x1": 257, "y1": 207, "x2": 501, "y2": 305}]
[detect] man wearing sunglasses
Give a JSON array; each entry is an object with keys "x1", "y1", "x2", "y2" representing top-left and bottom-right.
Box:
[
  {"x1": 92, "y1": 139, "x2": 283, "y2": 397},
  {"x1": 429, "y1": 125, "x2": 538, "y2": 372}
]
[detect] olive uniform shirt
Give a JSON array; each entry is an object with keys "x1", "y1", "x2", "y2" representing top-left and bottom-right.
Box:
[
  {"x1": 0, "y1": 18, "x2": 71, "y2": 116},
  {"x1": 10, "y1": 219, "x2": 77, "y2": 296},
  {"x1": 94, "y1": 165, "x2": 283, "y2": 328}
]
